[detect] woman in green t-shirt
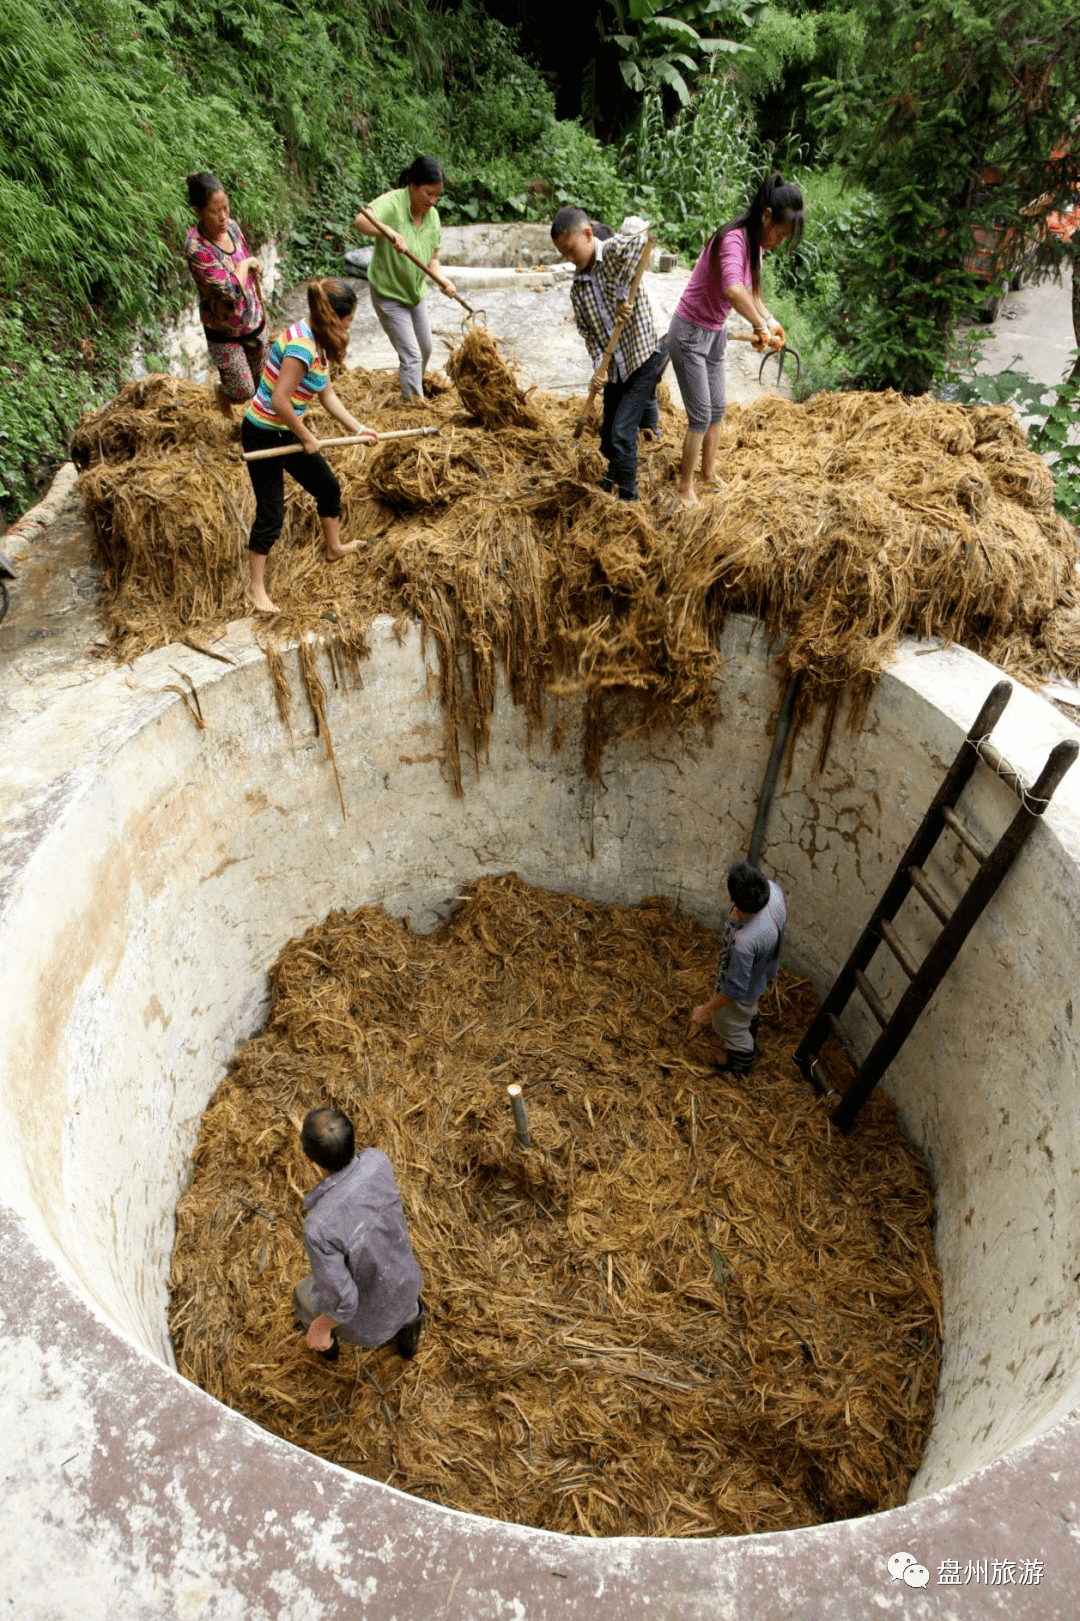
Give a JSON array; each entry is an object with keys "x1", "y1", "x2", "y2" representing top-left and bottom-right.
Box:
[{"x1": 355, "y1": 156, "x2": 458, "y2": 400}]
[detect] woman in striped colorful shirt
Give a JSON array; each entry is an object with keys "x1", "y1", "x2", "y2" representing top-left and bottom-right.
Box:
[{"x1": 241, "y1": 278, "x2": 377, "y2": 614}]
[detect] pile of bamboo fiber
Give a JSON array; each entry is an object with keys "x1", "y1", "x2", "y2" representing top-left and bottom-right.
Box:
[
  {"x1": 170, "y1": 873, "x2": 941, "y2": 1539},
  {"x1": 75, "y1": 340, "x2": 1080, "y2": 788}
]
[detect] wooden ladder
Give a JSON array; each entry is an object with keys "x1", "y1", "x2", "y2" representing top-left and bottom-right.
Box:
[{"x1": 793, "y1": 681, "x2": 1078, "y2": 1132}]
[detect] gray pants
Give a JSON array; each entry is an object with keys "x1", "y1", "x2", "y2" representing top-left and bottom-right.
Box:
[
  {"x1": 667, "y1": 312, "x2": 727, "y2": 434},
  {"x1": 293, "y1": 1275, "x2": 322, "y2": 1331},
  {"x1": 711, "y1": 994, "x2": 758, "y2": 1055},
  {"x1": 292, "y1": 1275, "x2": 420, "y2": 1347},
  {"x1": 369, "y1": 285, "x2": 433, "y2": 399}
]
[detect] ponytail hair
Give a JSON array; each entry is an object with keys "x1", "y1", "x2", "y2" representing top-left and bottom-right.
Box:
[
  {"x1": 307, "y1": 277, "x2": 357, "y2": 365},
  {"x1": 186, "y1": 170, "x2": 224, "y2": 212},
  {"x1": 398, "y1": 155, "x2": 445, "y2": 189},
  {"x1": 707, "y1": 171, "x2": 804, "y2": 296}
]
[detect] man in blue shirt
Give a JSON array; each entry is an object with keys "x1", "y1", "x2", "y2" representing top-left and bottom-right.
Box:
[{"x1": 692, "y1": 861, "x2": 787, "y2": 1075}]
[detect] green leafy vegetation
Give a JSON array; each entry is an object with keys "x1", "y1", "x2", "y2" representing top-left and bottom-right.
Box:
[
  {"x1": 621, "y1": 63, "x2": 763, "y2": 253},
  {"x1": 959, "y1": 364, "x2": 1080, "y2": 524},
  {"x1": 764, "y1": 168, "x2": 870, "y2": 396},
  {"x1": 810, "y1": 0, "x2": 1080, "y2": 393},
  {"x1": 0, "y1": 0, "x2": 284, "y2": 510}
]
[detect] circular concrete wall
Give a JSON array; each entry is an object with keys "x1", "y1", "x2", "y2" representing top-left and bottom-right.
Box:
[{"x1": 1, "y1": 613, "x2": 1079, "y2": 1617}]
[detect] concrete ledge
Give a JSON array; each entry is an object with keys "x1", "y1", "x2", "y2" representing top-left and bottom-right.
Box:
[
  {"x1": 439, "y1": 262, "x2": 573, "y2": 290},
  {"x1": 2, "y1": 617, "x2": 1079, "y2": 1616}
]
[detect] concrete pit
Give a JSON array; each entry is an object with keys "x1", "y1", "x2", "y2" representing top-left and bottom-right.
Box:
[{"x1": 2, "y1": 609, "x2": 1080, "y2": 1617}]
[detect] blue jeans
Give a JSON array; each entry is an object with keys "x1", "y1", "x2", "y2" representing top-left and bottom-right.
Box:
[{"x1": 600, "y1": 338, "x2": 669, "y2": 500}]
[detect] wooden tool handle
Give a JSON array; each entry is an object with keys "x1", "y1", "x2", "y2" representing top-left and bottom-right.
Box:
[
  {"x1": 355, "y1": 204, "x2": 476, "y2": 317},
  {"x1": 728, "y1": 328, "x2": 783, "y2": 350},
  {"x1": 573, "y1": 233, "x2": 657, "y2": 441},
  {"x1": 242, "y1": 425, "x2": 440, "y2": 462}
]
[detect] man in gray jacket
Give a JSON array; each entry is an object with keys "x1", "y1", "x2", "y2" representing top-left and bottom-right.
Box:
[
  {"x1": 293, "y1": 1107, "x2": 424, "y2": 1363},
  {"x1": 692, "y1": 860, "x2": 787, "y2": 1075}
]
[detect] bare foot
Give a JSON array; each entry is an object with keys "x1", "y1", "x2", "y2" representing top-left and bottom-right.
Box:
[
  {"x1": 215, "y1": 385, "x2": 235, "y2": 420},
  {"x1": 676, "y1": 490, "x2": 699, "y2": 508},
  {"x1": 244, "y1": 586, "x2": 280, "y2": 615},
  {"x1": 325, "y1": 539, "x2": 363, "y2": 561}
]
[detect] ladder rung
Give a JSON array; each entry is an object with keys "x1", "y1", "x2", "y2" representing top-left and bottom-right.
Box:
[
  {"x1": 974, "y1": 739, "x2": 1027, "y2": 799},
  {"x1": 854, "y1": 970, "x2": 889, "y2": 1029},
  {"x1": 908, "y1": 865, "x2": 952, "y2": 925},
  {"x1": 794, "y1": 684, "x2": 1079, "y2": 1133},
  {"x1": 880, "y1": 920, "x2": 918, "y2": 979},
  {"x1": 942, "y1": 806, "x2": 989, "y2": 863}
]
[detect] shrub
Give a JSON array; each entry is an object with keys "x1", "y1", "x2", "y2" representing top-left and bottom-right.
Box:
[
  {"x1": 534, "y1": 122, "x2": 631, "y2": 225},
  {"x1": 769, "y1": 167, "x2": 869, "y2": 307},
  {"x1": 620, "y1": 67, "x2": 765, "y2": 254},
  {"x1": 0, "y1": 0, "x2": 283, "y2": 317}
]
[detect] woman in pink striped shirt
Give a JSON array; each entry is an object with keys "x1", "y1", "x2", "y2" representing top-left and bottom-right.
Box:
[
  {"x1": 184, "y1": 171, "x2": 268, "y2": 418},
  {"x1": 668, "y1": 173, "x2": 803, "y2": 506}
]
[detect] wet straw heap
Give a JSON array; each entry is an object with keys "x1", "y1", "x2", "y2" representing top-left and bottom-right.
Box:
[
  {"x1": 170, "y1": 874, "x2": 941, "y2": 1539},
  {"x1": 73, "y1": 340, "x2": 1080, "y2": 790}
]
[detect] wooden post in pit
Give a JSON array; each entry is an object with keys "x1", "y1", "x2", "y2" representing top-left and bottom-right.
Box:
[{"x1": 507, "y1": 1083, "x2": 531, "y2": 1147}]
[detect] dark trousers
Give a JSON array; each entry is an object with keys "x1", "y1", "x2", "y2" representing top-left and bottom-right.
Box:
[
  {"x1": 600, "y1": 337, "x2": 669, "y2": 501},
  {"x1": 241, "y1": 418, "x2": 342, "y2": 556}
]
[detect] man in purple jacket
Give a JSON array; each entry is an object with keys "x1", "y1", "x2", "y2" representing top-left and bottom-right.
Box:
[{"x1": 293, "y1": 1107, "x2": 424, "y2": 1363}]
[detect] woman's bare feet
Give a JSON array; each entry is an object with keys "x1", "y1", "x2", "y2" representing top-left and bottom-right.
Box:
[
  {"x1": 676, "y1": 488, "x2": 700, "y2": 507},
  {"x1": 244, "y1": 585, "x2": 280, "y2": 615},
  {"x1": 325, "y1": 538, "x2": 363, "y2": 561},
  {"x1": 215, "y1": 384, "x2": 235, "y2": 420}
]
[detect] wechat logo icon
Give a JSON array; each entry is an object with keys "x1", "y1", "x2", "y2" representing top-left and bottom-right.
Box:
[{"x1": 888, "y1": 1552, "x2": 930, "y2": 1588}]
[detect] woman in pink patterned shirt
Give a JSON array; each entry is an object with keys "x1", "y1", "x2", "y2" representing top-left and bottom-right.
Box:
[
  {"x1": 668, "y1": 173, "x2": 803, "y2": 506},
  {"x1": 184, "y1": 171, "x2": 268, "y2": 419}
]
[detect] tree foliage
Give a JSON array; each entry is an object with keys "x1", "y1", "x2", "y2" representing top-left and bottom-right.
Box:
[
  {"x1": 729, "y1": 0, "x2": 863, "y2": 154},
  {"x1": 584, "y1": 0, "x2": 765, "y2": 136},
  {"x1": 621, "y1": 62, "x2": 764, "y2": 250},
  {"x1": 811, "y1": 0, "x2": 1080, "y2": 392}
]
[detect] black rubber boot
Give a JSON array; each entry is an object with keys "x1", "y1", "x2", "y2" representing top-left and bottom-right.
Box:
[
  {"x1": 711, "y1": 1045, "x2": 757, "y2": 1076},
  {"x1": 395, "y1": 1297, "x2": 425, "y2": 1360}
]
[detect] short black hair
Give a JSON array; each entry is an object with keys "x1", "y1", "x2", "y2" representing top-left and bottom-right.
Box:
[
  {"x1": 186, "y1": 170, "x2": 224, "y2": 212},
  {"x1": 399, "y1": 155, "x2": 445, "y2": 188},
  {"x1": 727, "y1": 861, "x2": 770, "y2": 914},
  {"x1": 301, "y1": 1107, "x2": 355, "y2": 1172},
  {"x1": 551, "y1": 205, "x2": 590, "y2": 243}
]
